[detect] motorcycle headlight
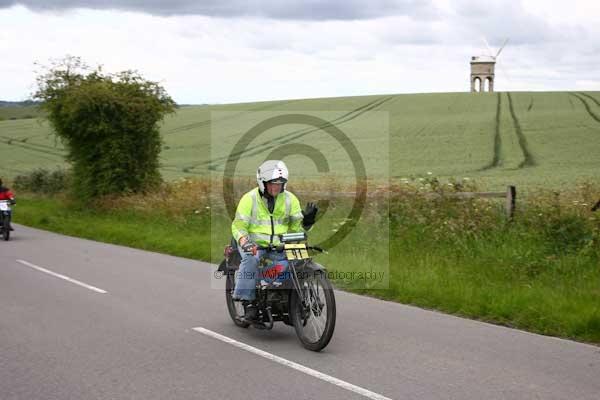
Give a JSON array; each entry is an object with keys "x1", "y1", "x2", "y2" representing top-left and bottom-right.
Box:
[{"x1": 280, "y1": 232, "x2": 306, "y2": 243}]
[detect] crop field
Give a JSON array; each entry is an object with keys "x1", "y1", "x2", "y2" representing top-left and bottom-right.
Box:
[
  {"x1": 0, "y1": 104, "x2": 42, "y2": 121},
  {"x1": 1, "y1": 91, "x2": 599, "y2": 189}
]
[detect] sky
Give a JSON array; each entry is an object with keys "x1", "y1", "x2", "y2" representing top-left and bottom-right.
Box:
[{"x1": 1, "y1": 0, "x2": 599, "y2": 104}]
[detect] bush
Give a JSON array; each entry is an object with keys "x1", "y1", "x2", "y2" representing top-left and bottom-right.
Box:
[
  {"x1": 542, "y1": 214, "x2": 594, "y2": 254},
  {"x1": 34, "y1": 56, "x2": 176, "y2": 202},
  {"x1": 13, "y1": 168, "x2": 71, "y2": 194}
]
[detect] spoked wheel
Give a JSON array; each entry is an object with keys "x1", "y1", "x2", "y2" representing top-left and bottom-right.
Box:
[
  {"x1": 225, "y1": 271, "x2": 250, "y2": 328},
  {"x1": 290, "y1": 270, "x2": 336, "y2": 351},
  {"x1": 2, "y1": 216, "x2": 9, "y2": 241}
]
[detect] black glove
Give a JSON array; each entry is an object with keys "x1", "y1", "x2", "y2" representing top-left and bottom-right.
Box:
[
  {"x1": 241, "y1": 241, "x2": 257, "y2": 255},
  {"x1": 10, "y1": 199, "x2": 16, "y2": 205},
  {"x1": 302, "y1": 202, "x2": 318, "y2": 230}
]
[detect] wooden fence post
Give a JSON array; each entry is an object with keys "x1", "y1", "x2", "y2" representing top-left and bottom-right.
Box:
[{"x1": 506, "y1": 185, "x2": 516, "y2": 220}]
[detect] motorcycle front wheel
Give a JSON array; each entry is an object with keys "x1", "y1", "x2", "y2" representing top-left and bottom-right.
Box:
[
  {"x1": 2, "y1": 214, "x2": 9, "y2": 241},
  {"x1": 290, "y1": 270, "x2": 336, "y2": 351}
]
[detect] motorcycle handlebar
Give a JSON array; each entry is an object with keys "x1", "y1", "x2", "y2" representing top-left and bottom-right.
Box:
[
  {"x1": 255, "y1": 244, "x2": 326, "y2": 253},
  {"x1": 256, "y1": 244, "x2": 283, "y2": 252}
]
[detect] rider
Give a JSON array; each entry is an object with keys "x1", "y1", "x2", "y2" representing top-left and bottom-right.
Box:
[
  {"x1": 0, "y1": 178, "x2": 16, "y2": 231},
  {"x1": 231, "y1": 160, "x2": 318, "y2": 321}
]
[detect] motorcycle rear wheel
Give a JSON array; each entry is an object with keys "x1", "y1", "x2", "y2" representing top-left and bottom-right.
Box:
[{"x1": 290, "y1": 270, "x2": 336, "y2": 351}]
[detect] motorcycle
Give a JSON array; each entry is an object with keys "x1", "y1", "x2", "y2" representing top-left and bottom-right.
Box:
[
  {"x1": 0, "y1": 200, "x2": 14, "y2": 241},
  {"x1": 218, "y1": 232, "x2": 336, "y2": 352}
]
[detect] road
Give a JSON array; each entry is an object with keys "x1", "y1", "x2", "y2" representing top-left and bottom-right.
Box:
[{"x1": 1, "y1": 225, "x2": 599, "y2": 400}]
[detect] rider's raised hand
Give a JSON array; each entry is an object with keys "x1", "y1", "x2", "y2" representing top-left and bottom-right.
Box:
[{"x1": 302, "y1": 202, "x2": 318, "y2": 229}]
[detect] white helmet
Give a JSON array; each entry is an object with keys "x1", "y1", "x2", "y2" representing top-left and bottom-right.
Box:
[{"x1": 257, "y1": 160, "x2": 288, "y2": 193}]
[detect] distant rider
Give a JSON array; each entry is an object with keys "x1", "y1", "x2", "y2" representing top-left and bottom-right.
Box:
[
  {"x1": 0, "y1": 178, "x2": 16, "y2": 231},
  {"x1": 231, "y1": 160, "x2": 318, "y2": 321}
]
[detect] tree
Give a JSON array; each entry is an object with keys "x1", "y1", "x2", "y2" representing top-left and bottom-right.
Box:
[{"x1": 34, "y1": 56, "x2": 176, "y2": 201}]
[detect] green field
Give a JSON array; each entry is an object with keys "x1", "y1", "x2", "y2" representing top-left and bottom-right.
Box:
[
  {"x1": 0, "y1": 104, "x2": 44, "y2": 121},
  {"x1": 1, "y1": 91, "x2": 600, "y2": 189}
]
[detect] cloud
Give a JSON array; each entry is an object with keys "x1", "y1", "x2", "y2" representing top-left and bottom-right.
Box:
[
  {"x1": 448, "y1": 0, "x2": 567, "y2": 46},
  {"x1": 0, "y1": 0, "x2": 438, "y2": 20},
  {"x1": 1, "y1": 1, "x2": 600, "y2": 103}
]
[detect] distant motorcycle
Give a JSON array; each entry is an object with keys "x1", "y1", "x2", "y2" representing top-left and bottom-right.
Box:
[
  {"x1": 0, "y1": 200, "x2": 14, "y2": 241},
  {"x1": 218, "y1": 232, "x2": 336, "y2": 352}
]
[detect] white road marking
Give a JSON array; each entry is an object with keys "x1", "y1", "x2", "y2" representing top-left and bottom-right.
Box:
[
  {"x1": 192, "y1": 327, "x2": 393, "y2": 400},
  {"x1": 16, "y1": 259, "x2": 108, "y2": 294}
]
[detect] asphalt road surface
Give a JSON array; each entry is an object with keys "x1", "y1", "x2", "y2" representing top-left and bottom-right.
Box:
[{"x1": 1, "y1": 225, "x2": 599, "y2": 400}]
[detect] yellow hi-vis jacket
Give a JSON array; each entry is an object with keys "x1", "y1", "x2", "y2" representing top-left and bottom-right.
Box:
[{"x1": 231, "y1": 187, "x2": 304, "y2": 246}]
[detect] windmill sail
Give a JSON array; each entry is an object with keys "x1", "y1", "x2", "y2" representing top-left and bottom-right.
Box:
[{"x1": 496, "y1": 38, "x2": 509, "y2": 58}]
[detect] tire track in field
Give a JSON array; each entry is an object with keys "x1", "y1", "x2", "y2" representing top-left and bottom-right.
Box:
[
  {"x1": 159, "y1": 165, "x2": 205, "y2": 176},
  {"x1": 0, "y1": 139, "x2": 65, "y2": 162},
  {"x1": 527, "y1": 97, "x2": 534, "y2": 112},
  {"x1": 578, "y1": 92, "x2": 600, "y2": 108},
  {"x1": 0, "y1": 136, "x2": 66, "y2": 158},
  {"x1": 0, "y1": 135, "x2": 66, "y2": 154},
  {"x1": 507, "y1": 92, "x2": 536, "y2": 168},
  {"x1": 223, "y1": 95, "x2": 395, "y2": 163},
  {"x1": 164, "y1": 100, "x2": 297, "y2": 135},
  {"x1": 203, "y1": 95, "x2": 394, "y2": 170},
  {"x1": 570, "y1": 93, "x2": 600, "y2": 123},
  {"x1": 186, "y1": 95, "x2": 394, "y2": 172},
  {"x1": 480, "y1": 92, "x2": 503, "y2": 171}
]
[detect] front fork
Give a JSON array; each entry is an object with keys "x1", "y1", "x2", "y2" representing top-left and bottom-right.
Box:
[
  {"x1": 0, "y1": 211, "x2": 10, "y2": 227},
  {"x1": 290, "y1": 260, "x2": 318, "y2": 321},
  {"x1": 291, "y1": 261, "x2": 325, "y2": 319}
]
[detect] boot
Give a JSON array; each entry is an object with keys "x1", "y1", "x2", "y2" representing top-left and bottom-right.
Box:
[{"x1": 242, "y1": 301, "x2": 258, "y2": 322}]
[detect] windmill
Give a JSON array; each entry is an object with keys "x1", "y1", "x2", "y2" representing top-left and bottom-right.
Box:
[{"x1": 470, "y1": 38, "x2": 509, "y2": 92}]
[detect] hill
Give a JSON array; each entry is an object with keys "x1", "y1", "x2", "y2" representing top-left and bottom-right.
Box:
[
  {"x1": 1, "y1": 91, "x2": 599, "y2": 189},
  {"x1": 0, "y1": 100, "x2": 44, "y2": 121},
  {"x1": 0, "y1": 100, "x2": 40, "y2": 107}
]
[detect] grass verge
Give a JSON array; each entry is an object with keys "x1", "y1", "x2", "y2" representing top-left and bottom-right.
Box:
[
  {"x1": 11, "y1": 177, "x2": 600, "y2": 345},
  {"x1": 13, "y1": 195, "x2": 211, "y2": 261}
]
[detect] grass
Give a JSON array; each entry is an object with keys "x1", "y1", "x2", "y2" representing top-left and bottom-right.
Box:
[
  {"x1": 376, "y1": 225, "x2": 600, "y2": 343},
  {"x1": 13, "y1": 195, "x2": 212, "y2": 261},
  {"x1": 11, "y1": 176, "x2": 600, "y2": 344},
  {"x1": 2, "y1": 91, "x2": 600, "y2": 189}
]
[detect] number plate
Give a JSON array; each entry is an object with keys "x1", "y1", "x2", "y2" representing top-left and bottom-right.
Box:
[
  {"x1": 284, "y1": 243, "x2": 309, "y2": 260},
  {"x1": 0, "y1": 203, "x2": 8, "y2": 211}
]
